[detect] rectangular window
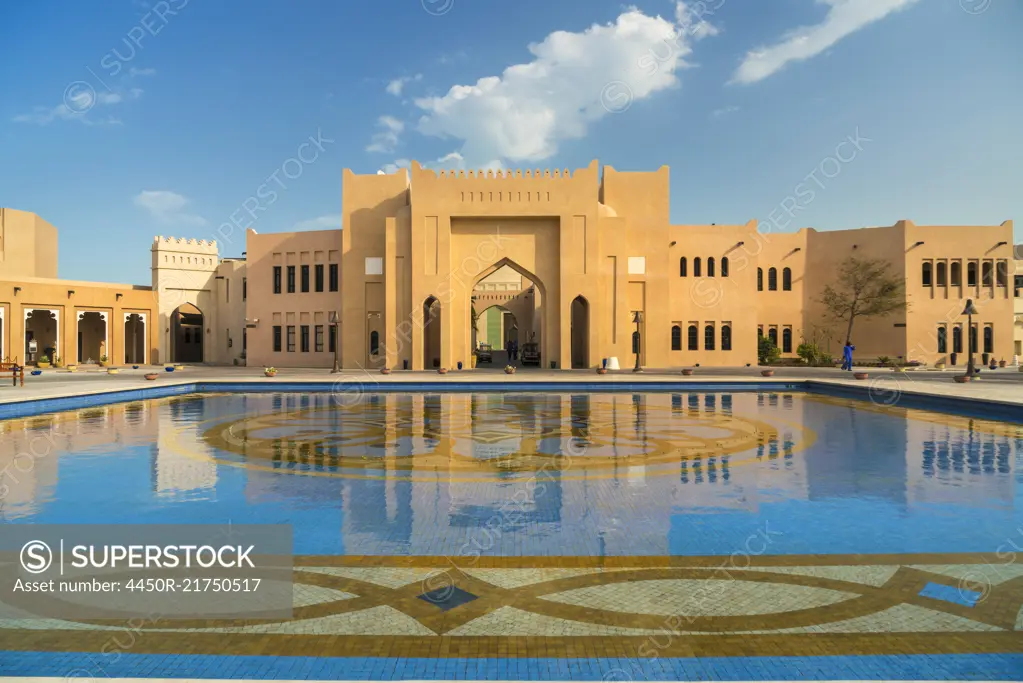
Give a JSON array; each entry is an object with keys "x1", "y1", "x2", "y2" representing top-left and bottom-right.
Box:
[
  {"x1": 226, "y1": 279, "x2": 230, "y2": 302},
  {"x1": 301, "y1": 265, "x2": 310, "y2": 293},
  {"x1": 287, "y1": 266, "x2": 296, "y2": 293},
  {"x1": 243, "y1": 278, "x2": 247, "y2": 301},
  {"x1": 273, "y1": 267, "x2": 282, "y2": 294},
  {"x1": 243, "y1": 328, "x2": 248, "y2": 352},
  {"x1": 329, "y1": 326, "x2": 337, "y2": 353},
  {"x1": 273, "y1": 326, "x2": 282, "y2": 352},
  {"x1": 329, "y1": 264, "x2": 339, "y2": 292},
  {"x1": 315, "y1": 325, "x2": 324, "y2": 352},
  {"x1": 315, "y1": 264, "x2": 324, "y2": 292},
  {"x1": 300, "y1": 325, "x2": 310, "y2": 352},
  {"x1": 286, "y1": 325, "x2": 296, "y2": 352}
]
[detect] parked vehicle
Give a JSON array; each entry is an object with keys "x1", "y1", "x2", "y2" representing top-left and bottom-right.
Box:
[
  {"x1": 475, "y1": 343, "x2": 493, "y2": 364},
  {"x1": 521, "y1": 342, "x2": 541, "y2": 367}
]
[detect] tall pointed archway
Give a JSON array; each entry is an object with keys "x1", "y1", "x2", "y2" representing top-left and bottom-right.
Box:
[
  {"x1": 423, "y1": 296, "x2": 441, "y2": 369},
  {"x1": 470, "y1": 258, "x2": 547, "y2": 369},
  {"x1": 570, "y1": 295, "x2": 589, "y2": 369}
]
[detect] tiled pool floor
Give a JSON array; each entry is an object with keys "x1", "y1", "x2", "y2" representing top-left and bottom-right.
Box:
[{"x1": 1, "y1": 390, "x2": 1021, "y2": 679}]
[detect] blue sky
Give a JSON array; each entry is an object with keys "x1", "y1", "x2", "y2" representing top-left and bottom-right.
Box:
[{"x1": 2, "y1": 0, "x2": 1021, "y2": 285}]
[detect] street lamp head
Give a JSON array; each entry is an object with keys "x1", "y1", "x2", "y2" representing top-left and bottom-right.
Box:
[
  {"x1": 632, "y1": 311, "x2": 644, "y2": 324},
  {"x1": 962, "y1": 299, "x2": 979, "y2": 316},
  {"x1": 329, "y1": 311, "x2": 340, "y2": 324}
]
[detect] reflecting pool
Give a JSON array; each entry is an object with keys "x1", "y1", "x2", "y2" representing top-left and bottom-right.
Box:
[{"x1": 2, "y1": 391, "x2": 1021, "y2": 558}]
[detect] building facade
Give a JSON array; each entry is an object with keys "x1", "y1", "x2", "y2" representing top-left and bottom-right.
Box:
[
  {"x1": 227, "y1": 160, "x2": 1014, "y2": 370},
  {"x1": 0, "y1": 208, "x2": 157, "y2": 366},
  {"x1": 4, "y1": 159, "x2": 1015, "y2": 369}
]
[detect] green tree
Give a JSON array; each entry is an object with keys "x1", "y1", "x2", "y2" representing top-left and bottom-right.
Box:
[
  {"x1": 758, "y1": 336, "x2": 780, "y2": 365},
  {"x1": 818, "y1": 256, "x2": 907, "y2": 345}
]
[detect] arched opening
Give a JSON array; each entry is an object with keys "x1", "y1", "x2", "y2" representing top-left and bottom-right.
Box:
[
  {"x1": 679, "y1": 257, "x2": 687, "y2": 277},
  {"x1": 423, "y1": 296, "x2": 441, "y2": 369},
  {"x1": 782, "y1": 267, "x2": 792, "y2": 291},
  {"x1": 473, "y1": 303, "x2": 519, "y2": 366},
  {"x1": 981, "y1": 261, "x2": 993, "y2": 287},
  {"x1": 124, "y1": 314, "x2": 146, "y2": 365},
  {"x1": 369, "y1": 330, "x2": 380, "y2": 356},
  {"x1": 721, "y1": 257, "x2": 729, "y2": 277},
  {"x1": 782, "y1": 328, "x2": 793, "y2": 353},
  {"x1": 707, "y1": 257, "x2": 716, "y2": 277},
  {"x1": 967, "y1": 262, "x2": 978, "y2": 287},
  {"x1": 687, "y1": 324, "x2": 698, "y2": 351},
  {"x1": 969, "y1": 324, "x2": 978, "y2": 355},
  {"x1": 693, "y1": 257, "x2": 702, "y2": 277},
  {"x1": 952, "y1": 325, "x2": 963, "y2": 355},
  {"x1": 721, "y1": 324, "x2": 732, "y2": 351},
  {"x1": 24, "y1": 309, "x2": 58, "y2": 365},
  {"x1": 950, "y1": 261, "x2": 962, "y2": 286},
  {"x1": 77, "y1": 311, "x2": 108, "y2": 364},
  {"x1": 757, "y1": 268, "x2": 763, "y2": 291},
  {"x1": 704, "y1": 324, "x2": 715, "y2": 351},
  {"x1": 171, "y1": 304, "x2": 204, "y2": 363},
  {"x1": 936, "y1": 262, "x2": 947, "y2": 286},
  {"x1": 983, "y1": 325, "x2": 994, "y2": 354},
  {"x1": 768, "y1": 267, "x2": 778, "y2": 291},
  {"x1": 922, "y1": 262, "x2": 933, "y2": 287},
  {"x1": 570, "y1": 295, "x2": 589, "y2": 368},
  {"x1": 768, "y1": 327, "x2": 778, "y2": 346},
  {"x1": 470, "y1": 258, "x2": 547, "y2": 369},
  {"x1": 937, "y1": 325, "x2": 947, "y2": 354},
  {"x1": 671, "y1": 325, "x2": 682, "y2": 351}
]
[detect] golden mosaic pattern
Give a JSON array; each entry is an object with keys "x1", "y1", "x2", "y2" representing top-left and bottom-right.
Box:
[
  {"x1": 196, "y1": 395, "x2": 814, "y2": 481},
  {"x1": 2, "y1": 553, "x2": 1021, "y2": 658}
]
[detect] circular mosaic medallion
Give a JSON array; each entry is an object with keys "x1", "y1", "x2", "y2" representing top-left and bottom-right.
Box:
[{"x1": 196, "y1": 395, "x2": 813, "y2": 481}]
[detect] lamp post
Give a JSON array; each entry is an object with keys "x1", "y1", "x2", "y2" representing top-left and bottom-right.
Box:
[
  {"x1": 632, "y1": 311, "x2": 643, "y2": 372},
  {"x1": 329, "y1": 311, "x2": 341, "y2": 374},
  {"x1": 962, "y1": 299, "x2": 978, "y2": 378}
]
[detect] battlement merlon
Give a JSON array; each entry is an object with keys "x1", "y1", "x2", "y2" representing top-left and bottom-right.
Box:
[
  {"x1": 151, "y1": 236, "x2": 220, "y2": 255},
  {"x1": 408, "y1": 159, "x2": 601, "y2": 181}
]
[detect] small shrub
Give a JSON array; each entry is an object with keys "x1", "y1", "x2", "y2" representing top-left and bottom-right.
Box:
[{"x1": 758, "y1": 337, "x2": 780, "y2": 365}]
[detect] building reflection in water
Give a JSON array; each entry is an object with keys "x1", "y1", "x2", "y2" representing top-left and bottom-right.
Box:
[{"x1": 0, "y1": 391, "x2": 1018, "y2": 555}]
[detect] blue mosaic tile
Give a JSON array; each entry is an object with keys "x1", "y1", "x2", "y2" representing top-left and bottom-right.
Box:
[
  {"x1": 918, "y1": 581, "x2": 982, "y2": 607},
  {"x1": 2, "y1": 652, "x2": 1022, "y2": 680}
]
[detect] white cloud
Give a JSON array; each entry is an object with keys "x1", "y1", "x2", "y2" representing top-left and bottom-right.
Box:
[
  {"x1": 711, "y1": 104, "x2": 740, "y2": 118},
  {"x1": 731, "y1": 0, "x2": 922, "y2": 85},
  {"x1": 409, "y1": 2, "x2": 718, "y2": 165},
  {"x1": 129, "y1": 67, "x2": 157, "y2": 77},
  {"x1": 366, "y1": 115, "x2": 405, "y2": 154},
  {"x1": 290, "y1": 214, "x2": 342, "y2": 231},
  {"x1": 134, "y1": 190, "x2": 207, "y2": 226},
  {"x1": 13, "y1": 82, "x2": 144, "y2": 125},
  {"x1": 377, "y1": 151, "x2": 506, "y2": 176},
  {"x1": 379, "y1": 158, "x2": 412, "y2": 174},
  {"x1": 385, "y1": 73, "x2": 422, "y2": 96}
]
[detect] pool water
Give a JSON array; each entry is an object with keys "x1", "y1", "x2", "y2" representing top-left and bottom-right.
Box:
[
  {"x1": 2, "y1": 390, "x2": 1022, "y2": 681},
  {"x1": 2, "y1": 391, "x2": 1020, "y2": 557}
]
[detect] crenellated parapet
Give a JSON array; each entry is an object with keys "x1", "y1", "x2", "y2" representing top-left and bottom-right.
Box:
[
  {"x1": 434, "y1": 168, "x2": 575, "y2": 179},
  {"x1": 151, "y1": 235, "x2": 219, "y2": 252}
]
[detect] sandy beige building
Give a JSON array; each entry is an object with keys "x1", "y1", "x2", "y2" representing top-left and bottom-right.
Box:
[
  {"x1": 5, "y1": 159, "x2": 1015, "y2": 370},
  {"x1": 230, "y1": 160, "x2": 1014, "y2": 370},
  {"x1": 0, "y1": 208, "x2": 156, "y2": 367}
]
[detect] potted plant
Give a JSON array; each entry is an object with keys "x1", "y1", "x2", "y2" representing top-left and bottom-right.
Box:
[
  {"x1": 174, "y1": 364, "x2": 185, "y2": 371},
  {"x1": 505, "y1": 365, "x2": 516, "y2": 374},
  {"x1": 596, "y1": 366, "x2": 607, "y2": 375},
  {"x1": 438, "y1": 367, "x2": 448, "y2": 374},
  {"x1": 380, "y1": 367, "x2": 391, "y2": 375},
  {"x1": 165, "y1": 366, "x2": 175, "y2": 372},
  {"x1": 999, "y1": 358, "x2": 1007, "y2": 368},
  {"x1": 107, "y1": 368, "x2": 120, "y2": 374},
  {"x1": 36, "y1": 355, "x2": 51, "y2": 369},
  {"x1": 144, "y1": 372, "x2": 159, "y2": 381},
  {"x1": 854, "y1": 371, "x2": 869, "y2": 380},
  {"x1": 98, "y1": 355, "x2": 108, "y2": 368},
  {"x1": 681, "y1": 368, "x2": 694, "y2": 376},
  {"x1": 935, "y1": 361, "x2": 946, "y2": 370},
  {"x1": 761, "y1": 369, "x2": 775, "y2": 377},
  {"x1": 264, "y1": 367, "x2": 277, "y2": 377},
  {"x1": 66, "y1": 364, "x2": 78, "y2": 372},
  {"x1": 53, "y1": 356, "x2": 63, "y2": 368}
]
